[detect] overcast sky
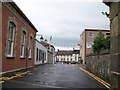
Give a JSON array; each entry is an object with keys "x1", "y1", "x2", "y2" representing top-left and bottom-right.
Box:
[{"x1": 14, "y1": 0, "x2": 110, "y2": 50}]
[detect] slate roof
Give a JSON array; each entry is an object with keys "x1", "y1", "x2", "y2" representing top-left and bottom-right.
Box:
[
  {"x1": 9, "y1": 2, "x2": 38, "y2": 32},
  {"x1": 57, "y1": 50, "x2": 73, "y2": 55},
  {"x1": 73, "y1": 50, "x2": 79, "y2": 54},
  {"x1": 85, "y1": 29, "x2": 110, "y2": 32},
  {"x1": 40, "y1": 41, "x2": 55, "y2": 49}
]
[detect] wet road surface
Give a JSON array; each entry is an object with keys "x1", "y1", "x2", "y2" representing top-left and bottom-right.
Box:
[{"x1": 2, "y1": 64, "x2": 108, "y2": 89}]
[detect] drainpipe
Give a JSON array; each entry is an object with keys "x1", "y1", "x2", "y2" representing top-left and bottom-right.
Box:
[{"x1": 26, "y1": 48, "x2": 28, "y2": 69}]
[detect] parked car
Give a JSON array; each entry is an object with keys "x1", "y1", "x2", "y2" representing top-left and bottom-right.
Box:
[{"x1": 71, "y1": 61, "x2": 77, "y2": 64}]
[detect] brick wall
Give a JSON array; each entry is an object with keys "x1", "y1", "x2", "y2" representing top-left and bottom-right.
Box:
[{"x1": 2, "y1": 3, "x2": 36, "y2": 72}]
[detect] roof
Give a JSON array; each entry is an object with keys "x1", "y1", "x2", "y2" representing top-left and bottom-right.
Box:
[
  {"x1": 40, "y1": 41, "x2": 49, "y2": 47},
  {"x1": 73, "y1": 50, "x2": 79, "y2": 54},
  {"x1": 40, "y1": 41, "x2": 55, "y2": 49},
  {"x1": 103, "y1": 0, "x2": 112, "y2": 6},
  {"x1": 57, "y1": 50, "x2": 73, "y2": 55},
  {"x1": 9, "y1": 2, "x2": 38, "y2": 32},
  {"x1": 80, "y1": 29, "x2": 110, "y2": 36},
  {"x1": 85, "y1": 29, "x2": 110, "y2": 32}
]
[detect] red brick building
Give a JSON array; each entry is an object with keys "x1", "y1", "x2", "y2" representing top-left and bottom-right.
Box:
[{"x1": 1, "y1": 2, "x2": 38, "y2": 73}]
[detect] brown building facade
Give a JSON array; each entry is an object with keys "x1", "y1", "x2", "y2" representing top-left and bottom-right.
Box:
[
  {"x1": 80, "y1": 29, "x2": 110, "y2": 64},
  {"x1": 1, "y1": 2, "x2": 37, "y2": 73}
]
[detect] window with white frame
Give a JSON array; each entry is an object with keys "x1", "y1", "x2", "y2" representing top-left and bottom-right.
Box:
[
  {"x1": 67, "y1": 58, "x2": 69, "y2": 61},
  {"x1": 29, "y1": 36, "x2": 32, "y2": 58},
  {"x1": 75, "y1": 54, "x2": 77, "y2": 61},
  {"x1": 7, "y1": 22, "x2": 16, "y2": 57},
  {"x1": 86, "y1": 42, "x2": 94, "y2": 48},
  {"x1": 20, "y1": 31, "x2": 26, "y2": 58},
  {"x1": 88, "y1": 32, "x2": 94, "y2": 37},
  {"x1": 44, "y1": 52, "x2": 46, "y2": 61}
]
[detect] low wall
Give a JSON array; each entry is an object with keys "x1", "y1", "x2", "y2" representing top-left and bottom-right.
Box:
[{"x1": 86, "y1": 51, "x2": 110, "y2": 82}]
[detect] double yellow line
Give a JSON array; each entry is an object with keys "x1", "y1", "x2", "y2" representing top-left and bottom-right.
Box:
[
  {"x1": 79, "y1": 67, "x2": 110, "y2": 89},
  {"x1": 0, "y1": 71, "x2": 32, "y2": 82},
  {"x1": 0, "y1": 81, "x2": 4, "y2": 84}
]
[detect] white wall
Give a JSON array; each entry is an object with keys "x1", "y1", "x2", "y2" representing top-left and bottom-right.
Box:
[
  {"x1": 72, "y1": 54, "x2": 79, "y2": 62},
  {"x1": 35, "y1": 40, "x2": 47, "y2": 65},
  {"x1": 57, "y1": 55, "x2": 72, "y2": 62}
]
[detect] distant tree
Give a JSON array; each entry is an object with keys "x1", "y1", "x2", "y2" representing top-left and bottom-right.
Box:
[
  {"x1": 103, "y1": 36, "x2": 110, "y2": 50},
  {"x1": 92, "y1": 32, "x2": 105, "y2": 53},
  {"x1": 92, "y1": 32, "x2": 110, "y2": 53}
]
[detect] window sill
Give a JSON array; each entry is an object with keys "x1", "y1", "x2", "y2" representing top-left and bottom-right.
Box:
[
  {"x1": 6, "y1": 56, "x2": 15, "y2": 59},
  {"x1": 20, "y1": 58, "x2": 25, "y2": 60},
  {"x1": 28, "y1": 58, "x2": 32, "y2": 60},
  {"x1": 20, "y1": 56, "x2": 25, "y2": 59}
]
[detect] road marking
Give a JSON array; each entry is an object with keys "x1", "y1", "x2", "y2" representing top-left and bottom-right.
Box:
[
  {"x1": 0, "y1": 81, "x2": 4, "y2": 84},
  {"x1": 1, "y1": 71, "x2": 33, "y2": 81},
  {"x1": 79, "y1": 67, "x2": 110, "y2": 89},
  {"x1": 0, "y1": 77, "x2": 3, "y2": 81},
  {"x1": 0, "y1": 72, "x2": 6, "y2": 75}
]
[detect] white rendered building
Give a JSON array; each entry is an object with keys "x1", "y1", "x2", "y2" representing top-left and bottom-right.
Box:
[{"x1": 35, "y1": 39, "x2": 47, "y2": 65}]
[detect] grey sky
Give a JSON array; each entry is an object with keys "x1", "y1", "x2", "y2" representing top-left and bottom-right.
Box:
[{"x1": 14, "y1": 0, "x2": 110, "y2": 50}]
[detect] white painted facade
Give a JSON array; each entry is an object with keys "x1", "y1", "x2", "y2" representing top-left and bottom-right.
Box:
[
  {"x1": 72, "y1": 54, "x2": 79, "y2": 62},
  {"x1": 56, "y1": 50, "x2": 79, "y2": 63},
  {"x1": 57, "y1": 55, "x2": 72, "y2": 62},
  {"x1": 57, "y1": 54, "x2": 79, "y2": 62},
  {"x1": 35, "y1": 40, "x2": 47, "y2": 65}
]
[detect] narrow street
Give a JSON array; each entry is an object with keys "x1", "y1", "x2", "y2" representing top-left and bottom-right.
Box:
[{"x1": 2, "y1": 64, "x2": 108, "y2": 89}]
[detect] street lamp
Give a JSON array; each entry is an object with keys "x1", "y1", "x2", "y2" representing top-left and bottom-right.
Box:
[
  {"x1": 36, "y1": 34, "x2": 44, "y2": 42},
  {"x1": 40, "y1": 36, "x2": 44, "y2": 41}
]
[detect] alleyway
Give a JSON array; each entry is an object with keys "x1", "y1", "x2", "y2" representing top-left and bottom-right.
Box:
[{"x1": 2, "y1": 64, "x2": 108, "y2": 89}]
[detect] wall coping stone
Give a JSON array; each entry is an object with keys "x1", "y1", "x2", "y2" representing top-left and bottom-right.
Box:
[{"x1": 86, "y1": 50, "x2": 110, "y2": 56}]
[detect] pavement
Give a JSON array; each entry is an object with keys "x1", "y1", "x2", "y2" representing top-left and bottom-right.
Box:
[{"x1": 1, "y1": 64, "x2": 109, "y2": 90}]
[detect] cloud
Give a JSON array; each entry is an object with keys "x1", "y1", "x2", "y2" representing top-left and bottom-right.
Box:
[{"x1": 14, "y1": 0, "x2": 109, "y2": 50}]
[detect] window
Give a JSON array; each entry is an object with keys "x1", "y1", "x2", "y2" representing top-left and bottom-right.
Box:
[
  {"x1": 40, "y1": 50, "x2": 42, "y2": 61},
  {"x1": 20, "y1": 31, "x2": 26, "y2": 58},
  {"x1": 42, "y1": 52, "x2": 44, "y2": 60},
  {"x1": 106, "y1": 33, "x2": 110, "y2": 35},
  {"x1": 57, "y1": 58, "x2": 59, "y2": 61},
  {"x1": 61, "y1": 58, "x2": 63, "y2": 61},
  {"x1": 36, "y1": 48, "x2": 39, "y2": 61},
  {"x1": 75, "y1": 55, "x2": 77, "y2": 61},
  {"x1": 67, "y1": 58, "x2": 69, "y2": 61},
  {"x1": 39, "y1": 50, "x2": 41, "y2": 61},
  {"x1": 7, "y1": 22, "x2": 16, "y2": 57},
  {"x1": 63, "y1": 58, "x2": 65, "y2": 61},
  {"x1": 44, "y1": 52, "x2": 46, "y2": 60},
  {"x1": 86, "y1": 42, "x2": 94, "y2": 48},
  {"x1": 88, "y1": 32, "x2": 94, "y2": 37},
  {"x1": 29, "y1": 36, "x2": 32, "y2": 58}
]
